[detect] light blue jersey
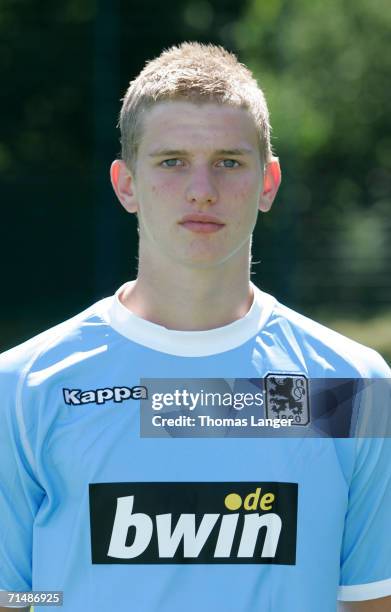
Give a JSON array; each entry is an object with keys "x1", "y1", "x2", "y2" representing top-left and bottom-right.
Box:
[{"x1": 1, "y1": 283, "x2": 391, "y2": 611}]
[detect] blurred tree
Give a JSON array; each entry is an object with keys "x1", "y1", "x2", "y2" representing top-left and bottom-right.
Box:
[
  {"x1": 234, "y1": 0, "x2": 391, "y2": 316},
  {"x1": 0, "y1": 0, "x2": 97, "y2": 330}
]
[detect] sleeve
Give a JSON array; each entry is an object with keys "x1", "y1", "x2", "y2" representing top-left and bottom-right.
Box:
[
  {"x1": 0, "y1": 366, "x2": 45, "y2": 595},
  {"x1": 338, "y1": 351, "x2": 391, "y2": 601}
]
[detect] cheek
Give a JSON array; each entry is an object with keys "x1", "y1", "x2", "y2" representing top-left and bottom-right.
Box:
[
  {"x1": 224, "y1": 173, "x2": 261, "y2": 200},
  {"x1": 137, "y1": 176, "x2": 180, "y2": 226},
  {"x1": 225, "y1": 179, "x2": 261, "y2": 221},
  {"x1": 137, "y1": 167, "x2": 182, "y2": 202},
  {"x1": 150, "y1": 175, "x2": 183, "y2": 199}
]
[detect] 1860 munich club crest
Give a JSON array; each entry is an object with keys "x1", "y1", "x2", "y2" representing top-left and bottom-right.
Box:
[{"x1": 265, "y1": 374, "x2": 310, "y2": 426}]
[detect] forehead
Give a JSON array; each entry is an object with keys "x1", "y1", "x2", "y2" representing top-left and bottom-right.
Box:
[{"x1": 138, "y1": 101, "x2": 260, "y2": 154}]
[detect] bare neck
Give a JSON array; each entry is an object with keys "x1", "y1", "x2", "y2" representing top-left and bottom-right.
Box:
[{"x1": 120, "y1": 246, "x2": 254, "y2": 331}]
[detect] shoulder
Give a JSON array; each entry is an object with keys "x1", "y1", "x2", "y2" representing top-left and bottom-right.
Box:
[
  {"x1": 259, "y1": 290, "x2": 389, "y2": 378},
  {"x1": 0, "y1": 296, "x2": 114, "y2": 387}
]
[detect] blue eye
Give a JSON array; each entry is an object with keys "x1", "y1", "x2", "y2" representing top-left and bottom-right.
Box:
[
  {"x1": 217, "y1": 159, "x2": 240, "y2": 168},
  {"x1": 161, "y1": 159, "x2": 182, "y2": 167}
]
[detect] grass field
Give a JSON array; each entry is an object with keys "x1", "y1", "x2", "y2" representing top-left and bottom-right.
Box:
[{"x1": 321, "y1": 310, "x2": 391, "y2": 365}]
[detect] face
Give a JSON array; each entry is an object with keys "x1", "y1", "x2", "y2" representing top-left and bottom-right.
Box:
[{"x1": 112, "y1": 101, "x2": 280, "y2": 269}]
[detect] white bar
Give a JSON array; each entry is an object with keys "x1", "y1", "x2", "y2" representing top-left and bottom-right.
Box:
[{"x1": 338, "y1": 576, "x2": 391, "y2": 601}]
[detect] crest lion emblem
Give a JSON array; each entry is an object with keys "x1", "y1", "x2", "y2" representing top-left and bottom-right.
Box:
[{"x1": 265, "y1": 374, "x2": 310, "y2": 426}]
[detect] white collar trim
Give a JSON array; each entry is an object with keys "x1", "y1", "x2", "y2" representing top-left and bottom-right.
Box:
[{"x1": 103, "y1": 282, "x2": 275, "y2": 357}]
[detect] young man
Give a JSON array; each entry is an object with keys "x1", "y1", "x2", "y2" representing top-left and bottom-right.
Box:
[{"x1": 0, "y1": 43, "x2": 390, "y2": 612}]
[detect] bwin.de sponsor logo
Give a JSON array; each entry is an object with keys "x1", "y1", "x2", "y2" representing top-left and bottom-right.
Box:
[
  {"x1": 89, "y1": 482, "x2": 298, "y2": 565},
  {"x1": 63, "y1": 385, "x2": 147, "y2": 406}
]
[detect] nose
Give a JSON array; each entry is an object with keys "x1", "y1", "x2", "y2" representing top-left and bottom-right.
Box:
[{"x1": 185, "y1": 167, "x2": 218, "y2": 207}]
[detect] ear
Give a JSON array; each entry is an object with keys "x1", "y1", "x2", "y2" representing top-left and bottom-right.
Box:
[
  {"x1": 110, "y1": 159, "x2": 138, "y2": 214},
  {"x1": 259, "y1": 157, "x2": 281, "y2": 213}
]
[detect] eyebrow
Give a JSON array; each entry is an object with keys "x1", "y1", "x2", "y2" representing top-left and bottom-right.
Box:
[{"x1": 148, "y1": 148, "x2": 253, "y2": 157}]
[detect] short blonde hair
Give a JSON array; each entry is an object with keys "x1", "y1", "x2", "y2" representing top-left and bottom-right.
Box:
[{"x1": 119, "y1": 42, "x2": 273, "y2": 171}]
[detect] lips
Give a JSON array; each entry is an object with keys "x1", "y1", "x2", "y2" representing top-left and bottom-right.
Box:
[{"x1": 179, "y1": 215, "x2": 225, "y2": 234}]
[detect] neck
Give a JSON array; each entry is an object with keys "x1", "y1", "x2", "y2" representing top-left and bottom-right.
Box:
[{"x1": 120, "y1": 243, "x2": 254, "y2": 331}]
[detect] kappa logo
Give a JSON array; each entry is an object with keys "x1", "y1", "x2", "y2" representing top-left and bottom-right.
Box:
[
  {"x1": 89, "y1": 482, "x2": 298, "y2": 565},
  {"x1": 265, "y1": 374, "x2": 310, "y2": 426},
  {"x1": 63, "y1": 385, "x2": 147, "y2": 406}
]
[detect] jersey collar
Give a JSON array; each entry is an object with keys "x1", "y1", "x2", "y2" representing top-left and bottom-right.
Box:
[{"x1": 104, "y1": 282, "x2": 275, "y2": 357}]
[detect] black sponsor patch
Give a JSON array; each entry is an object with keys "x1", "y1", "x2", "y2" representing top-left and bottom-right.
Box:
[{"x1": 89, "y1": 482, "x2": 297, "y2": 565}]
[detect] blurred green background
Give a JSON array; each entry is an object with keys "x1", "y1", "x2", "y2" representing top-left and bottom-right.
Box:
[{"x1": 1, "y1": 0, "x2": 390, "y2": 362}]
